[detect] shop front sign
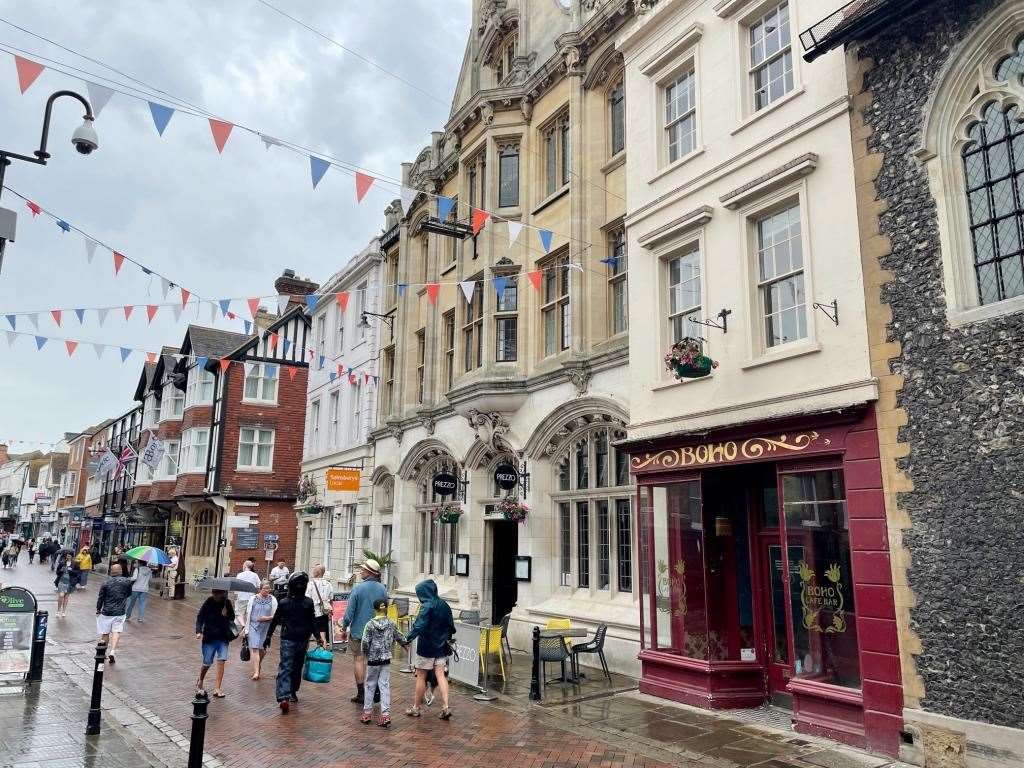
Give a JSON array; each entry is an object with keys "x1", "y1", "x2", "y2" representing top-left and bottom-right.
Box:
[
  {"x1": 632, "y1": 431, "x2": 832, "y2": 472},
  {"x1": 798, "y1": 561, "x2": 848, "y2": 634},
  {"x1": 493, "y1": 463, "x2": 518, "y2": 491},
  {"x1": 431, "y1": 472, "x2": 458, "y2": 498},
  {"x1": 326, "y1": 467, "x2": 361, "y2": 492}
]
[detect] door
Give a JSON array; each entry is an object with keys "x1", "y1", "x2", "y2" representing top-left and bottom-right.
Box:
[{"x1": 490, "y1": 520, "x2": 518, "y2": 624}]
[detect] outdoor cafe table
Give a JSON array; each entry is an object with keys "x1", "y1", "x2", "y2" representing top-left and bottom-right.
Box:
[{"x1": 539, "y1": 627, "x2": 589, "y2": 684}]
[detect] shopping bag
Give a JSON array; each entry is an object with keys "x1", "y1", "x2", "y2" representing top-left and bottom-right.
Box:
[{"x1": 302, "y1": 646, "x2": 333, "y2": 683}]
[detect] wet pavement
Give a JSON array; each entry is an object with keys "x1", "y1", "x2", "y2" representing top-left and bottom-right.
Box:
[{"x1": 0, "y1": 554, "x2": 907, "y2": 768}]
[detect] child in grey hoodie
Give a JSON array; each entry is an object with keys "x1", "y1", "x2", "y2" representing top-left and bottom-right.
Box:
[{"x1": 360, "y1": 598, "x2": 408, "y2": 727}]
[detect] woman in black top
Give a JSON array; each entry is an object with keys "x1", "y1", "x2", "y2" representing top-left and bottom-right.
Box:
[{"x1": 195, "y1": 589, "x2": 235, "y2": 697}]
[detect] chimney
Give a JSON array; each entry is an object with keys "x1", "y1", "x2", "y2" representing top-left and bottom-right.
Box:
[
  {"x1": 0, "y1": 444, "x2": 8, "y2": 465},
  {"x1": 254, "y1": 307, "x2": 277, "y2": 333},
  {"x1": 274, "y1": 268, "x2": 320, "y2": 310}
]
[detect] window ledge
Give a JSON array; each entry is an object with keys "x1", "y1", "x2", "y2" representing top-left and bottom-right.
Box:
[
  {"x1": 158, "y1": 416, "x2": 183, "y2": 424},
  {"x1": 241, "y1": 400, "x2": 278, "y2": 407},
  {"x1": 439, "y1": 261, "x2": 458, "y2": 277},
  {"x1": 496, "y1": 206, "x2": 522, "y2": 218},
  {"x1": 601, "y1": 151, "x2": 626, "y2": 174},
  {"x1": 235, "y1": 467, "x2": 275, "y2": 474},
  {"x1": 947, "y1": 294, "x2": 1024, "y2": 327},
  {"x1": 531, "y1": 185, "x2": 570, "y2": 216},
  {"x1": 177, "y1": 469, "x2": 205, "y2": 476},
  {"x1": 730, "y1": 86, "x2": 805, "y2": 137},
  {"x1": 651, "y1": 372, "x2": 716, "y2": 392},
  {"x1": 740, "y1": 340, "x2": 821, "y2": 370},
  {"x1": 647, "y1": 147, "x2": 706, "y2": 186}
]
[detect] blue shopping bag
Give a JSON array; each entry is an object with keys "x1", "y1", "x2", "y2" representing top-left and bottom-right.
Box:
[{"x1": 302, "y1": 646, "x2": 333, "y2": 683}]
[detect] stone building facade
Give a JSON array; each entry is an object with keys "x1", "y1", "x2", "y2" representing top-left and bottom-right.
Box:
[{"x1": 803, "y1": 0, "x2": 1024, "y2": 765}]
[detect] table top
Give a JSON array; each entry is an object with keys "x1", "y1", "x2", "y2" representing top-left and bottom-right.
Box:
[{"x1": 539, "y1": 628, "x2": 588, "y2": 638}]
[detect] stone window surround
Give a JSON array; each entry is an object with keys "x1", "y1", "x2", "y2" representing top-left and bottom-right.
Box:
[{"x1": 914, "y1": 9, "x2": 1024, "y2": 327}]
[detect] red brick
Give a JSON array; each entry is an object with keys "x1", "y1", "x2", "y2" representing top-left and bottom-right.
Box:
[
  {"x1": 857, "y1": 617, "x2": 900, "y2": 655},
  {"x1": 850, "y1": 518, "x2": 889, "y2": 551},
  {"x1": 852, "y1": 550, "x2": 893, "y2": 585},
  {"x1": 847, "y1": 488, "x2": 886, "y2": 519},
  {"x1": 855, "y1": 584, "x2": 896, "y2": 619}
]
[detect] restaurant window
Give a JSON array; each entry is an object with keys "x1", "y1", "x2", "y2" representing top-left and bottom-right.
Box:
[
  {"x1": 541, "y1": 255, "x2": 570, "y2": 357},
  {"x1": 608, "y1": 228, "x2": 628, "y2": 335},
  {"x1": 668, "y1": 245, "x2": 702, "y2": 343},
  {"x1": 610, "y1": 78, "x2": 625, "y2": 156},
  {"x1": 756, "y1": 203, "x2": 806, "y2": 348},
  {"x1": 416, "y1": 329, "x2": 426, "y2": 403},
  {"x1": 498, "y1": 142, "x2": 520, "y2": 208},
  {"x1": 749, "y1": 1, "x2": 793, "y2": 111},
  {"x1": 463, "y1": 279, "x2": 484, "y2": 371},
  {"x1": 442, "y1": 310, "x2": 456, "y2": 390},
  {"x1": 415, "y1": 455, "x2": 461, "y2": 577},
  {"x1": 542, "y1": 109, "x2": 571, "y2": 196},
  {"x1": 495, "y1": 275, "x2": 518, "y2": 362}
]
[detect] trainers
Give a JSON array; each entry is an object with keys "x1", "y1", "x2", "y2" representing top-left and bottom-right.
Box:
[
  {"x1": 279, "y1": 700, "x2": 289, "y2": 714},
  {"x1": 360, "y1": 712, "x2": 372, "y2": 724},
  {"x1": 377, "y1": 713, "x2": 391, "y2": 728},
  {"x1": 107, "y1": 653, "x2": 116, "y2": 664}
]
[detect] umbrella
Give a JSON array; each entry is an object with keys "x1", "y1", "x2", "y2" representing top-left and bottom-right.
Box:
[
  {"x1": 194, "y1": 576, "x2": 259, "y2": 593},
  {"x1": 124, "y1": 546, "x2": 172, "y2": 566}
]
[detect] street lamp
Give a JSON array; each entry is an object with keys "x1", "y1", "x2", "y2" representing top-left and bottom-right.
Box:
[
  {"x1": 0, "y1": 89, "x2": 98, "y2": 273},
  {"x1": 358, "y1": 310, "x2": 395, "y2": 331}
]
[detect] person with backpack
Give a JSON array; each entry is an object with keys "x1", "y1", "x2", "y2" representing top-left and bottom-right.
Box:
[
  {"x1": 403, "y1": 579, "x2": 456, "y2": 721},
  {"x1": 264, "y1": 571, "x2": 315, "y2": 714}
]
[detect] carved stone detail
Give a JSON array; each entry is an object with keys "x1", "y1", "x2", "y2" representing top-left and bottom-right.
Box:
[
  {"x1": 520, "y1": 96, "x2": 534, "y2": 123},
  {"x1": 419, "y1": 414, "x2": 436, "y2": 435},
  {"x1": 480, "y1": 102, "x2": 495, "y2": 126},
  {"x1": 465, "y1": 409, "x2": 514, "y2": 453}
]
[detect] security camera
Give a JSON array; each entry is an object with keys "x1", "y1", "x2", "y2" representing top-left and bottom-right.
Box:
[{"x1": 71, "y1": 116, "x2": 99, "y2": 155}]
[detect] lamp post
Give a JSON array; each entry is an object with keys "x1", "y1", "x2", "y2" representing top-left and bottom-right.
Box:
[
  {"x1": 357, "y1": 310, "x2": 396, "y2": 332},
  {"x1": 0, "y1": 89, "x2": 98, "y2": 274}
]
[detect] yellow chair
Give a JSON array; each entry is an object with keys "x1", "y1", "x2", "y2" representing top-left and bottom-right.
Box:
[
  {"x1": 387, "y1": 601, "x2": 399, "y2": 622},
  {"x1": 478, "y1": 625, "x2": 506, "y2": 682},
  {"x1": 545, "y1": 617, "x2": 573, "y2": 650}
]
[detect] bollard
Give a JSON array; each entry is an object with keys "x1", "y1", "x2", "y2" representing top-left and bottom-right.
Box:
[
  {"x1": 28, "y1": 610, "x2": 48, "y2": 682},
  {"x1": 187, "y1": 690, "x2": 209, "y2": 768},
  {"x1": 85, "y1": 640, "x2": 107, "y2": 736},
  {"x1": 529, "y1": 626, "x2": 541, "y2": 701}
]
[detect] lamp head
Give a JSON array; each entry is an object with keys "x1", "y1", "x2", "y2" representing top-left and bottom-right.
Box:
[
  {"x1": 71, "y1": 116, "x2": 98, "y2": 155},
  {"x1": 358, "y1": 313, "x2": 371, "y2": 330}
]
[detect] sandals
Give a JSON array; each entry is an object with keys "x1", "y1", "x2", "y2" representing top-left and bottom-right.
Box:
[
  {"x1": 359, "y1": 712, "x2": 372, "y2": 724},
  {"x1": 212, "y1": 690, "x2": 226, "y2": 698},
  {"x1": 404, "y1": 707, "x2": 421, "y2": 717},
  {"x1": 378, "y1": 714, "x2": 391, "y2": 728}
]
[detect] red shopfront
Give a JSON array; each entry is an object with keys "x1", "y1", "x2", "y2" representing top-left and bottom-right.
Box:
[{"x1": 625, "y1": 405, "x2": 902, "y2": 756}]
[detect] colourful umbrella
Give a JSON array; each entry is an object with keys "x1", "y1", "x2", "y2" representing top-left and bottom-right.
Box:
[{"x1": 124, "y1": 546, "x2": 171, "y2": 566}]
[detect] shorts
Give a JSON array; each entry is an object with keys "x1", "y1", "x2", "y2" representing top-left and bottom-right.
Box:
[
  {"x1": 349, "y1": 635, "x2": 364, "y2": 657},
  {"x1": 313, "y1": 614, "x2": 330, "y2": 637},
  {"x1": 414, "y1": 655, "x2": 448, "y2": 670},
  {"x1": 96, "y1": 614, "x2": 126, "y2": 635},
  {"x1": 201, "y1": 641, "x2": 229, "y2": 666}
]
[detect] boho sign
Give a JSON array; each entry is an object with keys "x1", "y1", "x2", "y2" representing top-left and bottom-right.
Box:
[{"x1": 631, "y1": 431, "x2": 830, "y2": 472}]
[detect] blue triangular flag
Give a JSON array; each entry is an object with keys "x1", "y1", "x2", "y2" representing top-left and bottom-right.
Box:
[
  {"x1": 243, "y1": 320, "x2": 252, "y2": 334},
  {"x1": 306, "y1": 294, "x2": 318, "y2": 312},
  {"x1": 282, "y1": 339, "x2": 291, "y2": 353},
  {"x1": 74, "y1": 308, "x2": 86, "y2": 324},
  {"x1": 600, "y1": 257, "x2": 617, "y2": 267},
  {"x1": 56, "y1": 220, "x2": 70, "y2": 233},
  {"x1": 34, "y1": 336, "x2": 47, "y2": 350},
  {"x1": 148, "y1": 102, "x2": 175, "y2": 136},
  {"x1": 264, "y1": 364, "x2": 278, "y2": 379},
  {"x1": 310, "y1": 156, "x2": 330, "y2": 189},
  {"x1": 119, "y1": 347, "x2": 132, "y2": 362},
  {"x1": 493, "y1": 276, "x2": 507, "y2": 297},
  {"x1": 196, "y1": 355, "x2": 209, "y2": 369},
  {"x1": 329, "y1": 371, "x2": 337, "y2": 382},
  {"x1": 318, "y1": 355, "x2": 326, "y2": 370},
  {"x1": 5, "y1": 315, "x2": 14, "y2": 330},
  {"x1": 539, "y1": 229, "x2": 554, "y2": 253},
  {"x1": 218, "y1": 299, "x2": 231, "y2": 316},
  {"x1": 397, "y1": 283, "x2": 407, "y2": 297},
  {"x1": 437, "y1": 196, "x2": 455, "y2": 220}
]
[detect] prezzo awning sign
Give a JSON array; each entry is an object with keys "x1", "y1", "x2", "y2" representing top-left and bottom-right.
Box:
[
  {"x1": 431, "y1": 472, "x2": 458, "y2": 498},
  {"x1": 631, "y1": 431, "x2": 833, "y2": 473}
]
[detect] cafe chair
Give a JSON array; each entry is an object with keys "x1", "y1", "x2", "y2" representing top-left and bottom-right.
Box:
[
  {"x1": 545, "y1": 617, "x2": 574, "y2": 651},
  {"x1": 458, "y1": 609, "x2": 481, "y2": 625},
  {"x1": 478, "y1": 625, "x2": 506, "y2": 682},
  {"x1": 499, "y1": 612, "x2": 512, "y2": 661},
  {"x1": 571, "y1": 623, "x2": 611, "y2": 681},
  {"x1": 387, "y1": 601, "x2": 399, "y2": 622},
  {"x1": 538, "y1": 634, "x2": 572, "y2": 692}
]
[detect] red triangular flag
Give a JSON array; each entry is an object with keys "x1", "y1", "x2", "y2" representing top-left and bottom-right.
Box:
[
  {"x1": 26, "y1": 201, "x2": 41, "y2": 217},
  {"x1": 123, "y1": 305, "x2": 134, "y2": 320},
  {"x1": 336, "y1": 363, "x2": 344, "y2": 376},
  {"x1": 180, "y1": 288, "x2": 191, "y2": 308},
  {"x1": 146, "y1": 305, "x2": 159, "y2": 323},
  {"x1": 269, "y1": 332, "x2": 279, "y2": 350},
  {"x1": 471, "y1": 208, "x2": 489, "y2": 235},
  {"x1": 364, "y1": 372, "x2": 370, "y2": 383},
  {"x1": 219, "y1": 357, "x2": 231, "y2": 373},
  {"x1": 287, "y1": 366, "x2": 298, "y2": 381},
  {"x1": 14, "y1": 56, "x2": 44, "y2": 94},
  {"x1": 348, "y1": 373, "x2": 357, "y2": 385},
  {"x1": 247, "y1": 298, "x2": 260, "y2": 318},
  {"x1": 426, "y1": 283, "x2": 440, "y2": 304},
  {"x1": 113, "y1": 251, "x2": 125, "y2": 275},
  {"x1": 336, "y1": 291, "x2": 350, "y2": 312},
  {"x1": 355, "y1": 172, "x2": 374, "y2": 203},
  {"x1": 209, "y1": 119, "x2": 233, "y2": 153},
  {"x1": 146, "y1": 351, "x2": 157, "y2": 363},
  {"x1": 50, "y1": 309, "x2": 62, "y2": 327},
  {"x1": 527, "y1": 270, "x2": 543, "y2": 291},
  {"x1": 64, "y1": 340, "x2": 77, "y2": 357},
  {"x1": 227, "y1": 311, "x2": 237, "y2": 320}
]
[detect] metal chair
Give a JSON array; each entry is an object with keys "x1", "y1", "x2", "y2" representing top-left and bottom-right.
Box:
[
  {"x1": 499, "y1": 612, "x2": 512, "y2": 661},
  {"x1": 538, "y1": 634, "x2": 572, "y2": 691},
  {"x1": 393, "y1": 597, "x2": 410, "y2": 616},
  {"x1": 571, "y1": 623, "x2": 611, "y2": 681}
]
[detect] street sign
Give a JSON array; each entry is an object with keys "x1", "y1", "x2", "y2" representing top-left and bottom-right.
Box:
[
  {"x1": 432, "y1": 472, "x2": 458, "y2": 498},
  {"x1": 235, "y1": 528, "x2": 259, "y2": 549},
  {"x1": 325, "y1": 467, "x2": 361, "y2": 492},
  {"x1": 263, "y1": 534, "x2": 279, "y2": 542}
]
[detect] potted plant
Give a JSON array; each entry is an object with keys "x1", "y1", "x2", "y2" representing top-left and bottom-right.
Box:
[
  {"x1": 665, "y1": 337, "x2": 718, "y2": 380},
  {"x1": 432, "y1": 502, "x2": 463, "y2": 525},
  {"x1": 497, "y1": 496, "x2": 529, "y2": 523}
]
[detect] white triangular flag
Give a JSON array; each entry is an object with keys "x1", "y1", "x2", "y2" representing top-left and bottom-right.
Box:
[
  {"x1": 209, "y1": 302, "x2": 218, "y2": 324},
  {"x1": 243, "y1": 362, "x2": 255, "y2": 377},
  {"x1": 459, "y1": 280, "x2": 476, "y2": 304},
  {"x1": 84, "y1": 239, "x2": 97, "y2": 264},
  {"x1": 160, "y1": 277, "x2": 171, "y2": 299},
  {"x1": 259, "y1": 133, "x2": 284, "y2": 150},
  {"x1": 277, "y1": 295, "x2": 290, "y2": 315},
  {"x1": 172, "y1": 304, "x2": 183, "y2": 322},
  {"x1": 96, "y1": 307, "x2": 109, "y2": 326},
  {"x1": 507, "y1": 221, "x2": 523, "y2": 244},
  {"x1": 400, "y1": 186, "x2": 417, "y2": 215},
  {"x1": 86, "y1": 82, "x2": 114, "y2": 116},
  {"x1": 92, "y1": 343, "x2": 105, "y2": 359},
  {"x1": 26, "y1": 313, "x2": 38, "y2": 331},
  {"x1": 5, "y1": 331, "x2": 15, "y2": 347}
]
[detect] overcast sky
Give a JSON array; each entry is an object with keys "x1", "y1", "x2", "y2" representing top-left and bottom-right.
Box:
[{"x1": 0, "y1": 0, "x2": 470, "y2": 449}]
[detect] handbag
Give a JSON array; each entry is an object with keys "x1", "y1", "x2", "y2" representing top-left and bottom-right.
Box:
[
  {"x1": 302, "y1": 646, "x2": 333, "y2": 683},
  {"x1": 239, "y1": 637, "x2": 251, "y2": 662}
]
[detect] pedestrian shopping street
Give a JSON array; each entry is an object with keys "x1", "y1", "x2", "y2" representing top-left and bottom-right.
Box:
[{"x1": 0, "y1": 558, "x2": 904, "y2": 768}]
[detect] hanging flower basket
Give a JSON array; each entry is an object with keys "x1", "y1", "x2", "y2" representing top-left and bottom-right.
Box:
[
  {"x1": 298, "y1": 503, "x2": 327, "y2": 516},
  {"x1": 497, "y1": 497, "x2": 529, "y2": 523},
  {"x1": 297, "y1": 475, "x2": 318, "y2": 504},
  {"x1": 665, "y1": 337, "x2": 718, "y2": 380},
  {"x1": 432, "y1": 502, "x2": 463, "y2": 525}
]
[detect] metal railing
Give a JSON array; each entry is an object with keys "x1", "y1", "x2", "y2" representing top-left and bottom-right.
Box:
[{"x1": 799, "y1": 0, "x2": 881, "y2": 57}]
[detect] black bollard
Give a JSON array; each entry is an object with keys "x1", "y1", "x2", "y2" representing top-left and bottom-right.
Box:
[
  {"x1": 28, "y1": 610, "x2": 48, "y2": 682},
  {"x1": 187, "y1": 690, "x2": 209, "y2": 768},
  {"x1": 529, "y1": 626, "x2": 541, "y2": 701},
  {"x1": 85, "y1": 640, "x2": 107, "y2": 736}
]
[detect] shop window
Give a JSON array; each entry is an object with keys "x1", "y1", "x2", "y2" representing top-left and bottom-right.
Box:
[
  {"x1": 781, "y1": 468, "x2": 860, "y2": 688},
  {"x1": 577, "y1": 501, "x2": 590, "y2": 588},
  {"x1": 616, "y1": 499, "x2": 632, "y2": 592},
  {"x1": 559, "y1": 502, "x2": 571, "y2": 586},
  {"x1": 415, "y1": 455, "x2": 461, "y2": 577}
]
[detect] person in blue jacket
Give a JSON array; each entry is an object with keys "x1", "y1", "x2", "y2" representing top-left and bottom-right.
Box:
[
  {"x1": 339, "y1": 559, "x2": 388, "y2": 704},
  {"x1": 403, "y1": 579, "x2": 456, "y2": 720}
]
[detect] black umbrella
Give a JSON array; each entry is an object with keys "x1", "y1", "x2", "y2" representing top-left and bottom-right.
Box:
[{"x1": 194, "y1": 576, "x2": 259, "y2": 593}]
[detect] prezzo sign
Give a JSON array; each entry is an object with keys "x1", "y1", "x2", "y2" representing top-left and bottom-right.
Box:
[
  {"x1": 493, "y1": 463, "x2": 518, "y2": 491},
  {"x1": 431, "y1": 472, "x2": 458, "y2": 498}
]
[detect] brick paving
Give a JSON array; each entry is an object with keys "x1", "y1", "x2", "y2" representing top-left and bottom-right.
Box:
[{"x1": 2, "y1": 557, "x2": 903, "y2": 768}]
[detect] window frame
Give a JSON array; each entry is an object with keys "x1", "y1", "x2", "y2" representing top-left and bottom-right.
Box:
[
  {"x1": 350, "y1": 381, "x2": 362, "y2": 443},
  {"x1": 328, "y1": 391, "x2": 340, "y2": 448},
  {"x1": 541, "y1": 108, "x2": 571, "y2": 197},
  {"x1": 242, "y1": 362, "x2": 279, "y2": 405},
  {"x1": 179, "y1": 427, "x2": 210, "y2": 474},
  {"x1": 462, "y1": 278, "x2": 484, "y2": 372},
  {"x1": 442, "y1": 310, "x2": 456, "y2": 391},
  {"x1": 662, "y1": 65, "x2": 698, "y2": 165},
  {"x1": 494, "y1": 273, "x2": 518, "y2": 362},
  {"x1": 540, "y1": 254, "x2": 571, "y2": 358},
  {"x1": 755, "y1": 201, "x2": 808, "y2": 350},
  {"x1": 746, "y1": 1, "x2": 795, "y2": 113},
  {"x1": 608, "y1": 228, "x2": 628, "y2": 336},
  {"x1": 155, "y1": 439, "x2": 179, "y2": 480},
  {"x1": 308, "y1": 399, "x2": 321, "y2": 456},
  {"x1": 415, "y1": 328, "x2": 426, "y2": 403},
  {"x1": 609, "y1": 76, "x2": 625, "y2": 157},
  {"x1": 382, "y1": 346, "x2": 396, "y2": 417},
  {"x1": 498, "y1": 141, "x2": 521, "y2": 209},
  {"x1": 160, "y1": 380, "x2": 184, "y2": 421},
  {"x1": 236, "y1": 427, "x2": 275, "y2": 472}
]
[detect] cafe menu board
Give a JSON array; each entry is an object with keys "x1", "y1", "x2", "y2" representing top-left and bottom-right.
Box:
[{"x1": 0, "y1": 587, "x2": 36, "y2": 676}]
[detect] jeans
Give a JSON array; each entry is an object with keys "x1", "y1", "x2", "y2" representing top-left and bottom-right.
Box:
[
  {"x1": 50, "y1": 557, "x2": 57, "y2": 571},
  {"x1": 126, "y1": 591, "x2": 147, "y2": 620},
  {"x1": 364, "y1": 664, "x2": 391, "y2": 715},
  {"x1": 275, "y1": 638, "x2": 306, "y2": 702}
]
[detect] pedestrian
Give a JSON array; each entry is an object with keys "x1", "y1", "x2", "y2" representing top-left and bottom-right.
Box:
[
  {"x1": 113, "y1": 545, "x2": 129, "y2": 577},
  {"x1": 404, "y1": 579, "x2": 456, "y2": 720},
  {"x1": 338, "y1": 559, "x2": 388, "y2": 704},
  {"x1": 95, "y1": 563, "x2": 133, "y2": 664},
  {"x1": 240, "y1": 580, "x2": 277, "y2": 680},
  {"x1": 75, "y1": 547, "x2": 93, "y2": 589},
  {"x1": 195, "y1": 588, "x2": 235, "y2": 698},
  {"x1": 27, "y1": 538, "x2": 36, "y2": 564},
  {"x1": 48, "y1": 540, "x2": 58, "y2": 570},
  {"x1": 269, "y1": 560, "x2": 290, "y2": 596},
  {"x1": 54, "y1": 552, "x2": 80, "y2": 617},
  {"x1": 264, "y1": 571, "x2": 315, "y2": 714},
  {"x1": 126, "y1": 562, "x2": 154, "y2": 623},
  {"x1": 0, "y1": 541, "x2": 14, "y2": 569},
  {"x1": 360, "y1": 598, "x2": 409, "y2": 727},
  {"x1": 306, "y1": 563, "x2": 333, "y2": 648},
  {"x1": 235, "y1": 559, "x2": 262, "y2": 615}
]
